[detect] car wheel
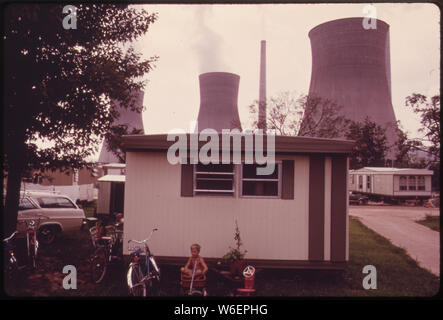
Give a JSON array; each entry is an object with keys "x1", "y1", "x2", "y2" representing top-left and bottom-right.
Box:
[{"x1": 38, "y1": 226, "x2": 57, "y2": 245}]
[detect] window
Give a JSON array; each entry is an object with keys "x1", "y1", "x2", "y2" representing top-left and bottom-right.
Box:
[
  {"x1": 56, "y1": 197, "x2": 76, "y2": 208},
  {"x1": 37, "y1": 197, "x2": 76, "y2": 208},
  {"x1": 408, "y1": 176, "x2": 416, "y2": 191},
  {"x1": 358, "y1": 175, "x2": 363, "y2": 189},
  {"x1": 19, "y1": 198, "x2": 36, "y2": 210},
  {"x1": 417, "y1": 176, "x2": 426, "y2": 191},
  {"x1": 241, "y1": 163, "x2": 281, "y2": 197},
  {"x1": 399, "y1": 176, "x2": 407, "y2": 191},
  {"x1": 350, "y1": 175, "x2": 355, "y2": 185},
  {"x1": 367, "y1": 175, "x2": 371, "y2": 189},
  {"x1": 194, "y1": 163, "x2": 235, "y2": 196}
]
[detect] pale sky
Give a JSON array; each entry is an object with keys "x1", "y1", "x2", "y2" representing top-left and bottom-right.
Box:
[{"x1": 130, "y1": 3, "x2": 439, "y2": 141}]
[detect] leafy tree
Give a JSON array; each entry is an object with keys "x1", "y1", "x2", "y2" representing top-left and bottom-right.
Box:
[
  {"x1": 345, "y1": 118, "x2": 389, "y2": 169},
  {"x1": 248, "y1": 92, "x2": 348, "y2": 137},
  {"x1": 393, "y1": 121, "x2": 423, "y2": 168},
  {"x1": 3, "y1": 4, "x2": 158, "y2": 235},
  {"x1": 404, "y1": 94, "x2": 440, "y2": 190},
  {"x1": 404, "y1": 94, "x2": 440, "y2": 162},
  {"x1": 105, "y1": 125, "x2": 143, "y2": 163}
]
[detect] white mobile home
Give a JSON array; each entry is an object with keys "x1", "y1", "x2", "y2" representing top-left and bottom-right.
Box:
[
  {"x1": 122, "y1": 134, "x2": 354, "y2": 269},
  {"x1": 349, "y1": 167, "x2": 433, "y2": 201}
]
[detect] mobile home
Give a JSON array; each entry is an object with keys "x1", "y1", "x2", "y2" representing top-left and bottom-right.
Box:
[
  {"x1": 122, "y1": 133, "x2": 354, "y2": 269},
  {"x1": 349, "y1": 167, "x2": 433, "y2": 201}
]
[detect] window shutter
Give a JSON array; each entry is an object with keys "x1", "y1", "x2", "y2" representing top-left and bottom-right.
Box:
[
  {"x1": 181, "y1": 163, "x2": 194, "y2": 197},
  {"x1": 281, "y1": 160, "x2": 295, "y2": 199}
]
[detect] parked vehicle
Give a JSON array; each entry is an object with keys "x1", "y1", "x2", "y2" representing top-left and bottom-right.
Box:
[
  {"x1": 17, "y1": 191, "x2": 86, "y2": 244},
  {"x1": 126, "y1": 228, "x2": 160, "y2": 297},
  {"x1": 349, "y1": 192, "x2": 369, "y2": 205}
]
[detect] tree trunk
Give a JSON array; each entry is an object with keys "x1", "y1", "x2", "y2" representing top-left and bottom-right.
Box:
[{"x1": 3, "y1": 156, "x2": 26, "y2": 237}]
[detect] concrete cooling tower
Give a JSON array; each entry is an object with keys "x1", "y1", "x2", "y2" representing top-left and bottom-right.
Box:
[
  {"x1": 196, "y1": 72, "x2": 242, "y2": 132},
  {"x1": 307, "y1": 17, "x2": 398, "y2": 157},
  {"x1": 98, "y1": 90, "x2": 145, "y2": 163}
]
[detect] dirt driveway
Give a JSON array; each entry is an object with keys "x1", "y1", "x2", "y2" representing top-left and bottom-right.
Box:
[{"x1": 349, "y1": 205, "x2": 440, "y2": 277}]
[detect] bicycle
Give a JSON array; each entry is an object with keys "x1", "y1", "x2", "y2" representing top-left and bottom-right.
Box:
[
  {"x1": 3, "y1": 231, "x2": 20, "y2": 286},
  {"x1": 89, "y1": 223, "x2": 123, "y2": 284},
  {"x1": 18, "y1": 214, "x2": 50, "y2": 269},
  {"x1": 126, "y1": 228, "x2": 160, "y2": 297}
]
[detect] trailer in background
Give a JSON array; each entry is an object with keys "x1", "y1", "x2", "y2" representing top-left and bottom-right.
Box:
[
  {"x1": 96, "y1": 172, "x2": 125, "y2": 218},
  {"x1": 349, "y1": 167, "x2": 433, "y2": 204}
]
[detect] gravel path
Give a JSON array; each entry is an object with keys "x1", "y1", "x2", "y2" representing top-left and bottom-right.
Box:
[{"x1": 349, "y1": 205, "x2": 440, "y2": 277}]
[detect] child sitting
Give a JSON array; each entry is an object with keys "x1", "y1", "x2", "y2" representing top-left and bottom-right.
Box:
[{"x1": 181, "y1": 243, "x2": 208, "y2": 279}]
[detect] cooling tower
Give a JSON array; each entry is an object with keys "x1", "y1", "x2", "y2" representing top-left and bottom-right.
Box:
[
  {"x1": 196, "y1": 72, "x2": 242, "y2": 132},
  {"x1": 307, "y1": 17, "x2": 398, "y2": 156},
  {"x1": 98, "y1": 90, "x2": 145, "y2": 163}
]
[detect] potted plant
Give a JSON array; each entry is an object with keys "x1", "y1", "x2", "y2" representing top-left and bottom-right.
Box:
[{"x1": 222, "y1": 220, "x2": 247, "y2": 276}]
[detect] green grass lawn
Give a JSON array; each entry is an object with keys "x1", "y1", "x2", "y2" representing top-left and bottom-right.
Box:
[
  {"x1": 253, "y1": 218, "x2": 439, "y2": 297},
  {"x1": 4, "y1": 218, "x2": 440, "y2": 297},
  {"x1": 416, "y1": 215, "x2": 440, "y2": 232}
]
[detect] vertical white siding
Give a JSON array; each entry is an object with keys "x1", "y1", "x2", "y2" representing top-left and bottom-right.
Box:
[
  {"x1": 425, "y1": 176, "x2": 432, "y2": 192},
  {"x1": 375, "y1": 174, "x2": 394, "y2": 196},
  {"x1": 123, "y1": 152, "x2": 311, "y2": 261},
  {"x1": 97, "y1": 181, "x2": 111, "y2": 214}
]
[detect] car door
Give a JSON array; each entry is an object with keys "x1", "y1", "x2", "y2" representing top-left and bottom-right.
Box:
[{"x1": 34, "y1": 196, "x2": 85, "y2": 231}]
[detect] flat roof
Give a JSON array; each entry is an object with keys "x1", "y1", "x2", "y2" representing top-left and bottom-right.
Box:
[
  {"x1": 350, "y1": 167, "x2": 433, "y2": 175},
  {"x1": 98, "y1": 175, "x2": 126, "y2": 182},
  {"x1": 122, "y1": 133, "x2": 355, "y2": 155},
  {"x1": 102, "y1": 163, "x2": 126, "y2": 168}
]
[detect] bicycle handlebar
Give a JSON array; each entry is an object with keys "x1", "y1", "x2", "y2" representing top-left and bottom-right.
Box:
[
  {"x1": 3, "y1": 231, "x2": 18, "y2": 242},
  {"x1": 128, "y1": 228, "x2": 158, "y2": 245}
]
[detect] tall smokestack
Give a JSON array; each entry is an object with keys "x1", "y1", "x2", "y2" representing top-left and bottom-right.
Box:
[
  {"x1": 258, "y1": 40, "x2": 267, "y2": 131},
  {"x1": 307, "y1": 18, "x2": 398, "y2": 157},
  {"x1": 196, "y1": 72, "x2": 242, "y2": 132}
]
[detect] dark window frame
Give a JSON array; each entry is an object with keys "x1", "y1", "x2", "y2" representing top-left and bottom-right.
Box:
[
  {"x1": 193, "y1": 162, "x2": 236, "y2": 196},
  {"x1": 408, "y1": 176, "x2": 416, "y2": 191},
  {"x1": 239, "y1": 161, "x2": 282, "y2": 199},
  {"x1": 399, "y1": 176, "x2": 407, "y2": 191},
  {"x1": 417, "y1": 176, "x2": 426, "y2": 191}
]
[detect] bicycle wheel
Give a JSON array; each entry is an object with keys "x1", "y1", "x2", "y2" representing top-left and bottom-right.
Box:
[
  {"x1": 90, "y1": 247, "x2": 108, "y2": 284},
  {"x1": 29, "y1": 244, "x2": 37, "y2": 269},
  {"x1": 127, "y1": 263, "x2": 146, "y2": 297},
  {"x1": 4, "y1": 257, "x2": 19, "y2": 290},
  {"x1": 145, "y1": 277, "x2": 161, "y2": 296}
]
